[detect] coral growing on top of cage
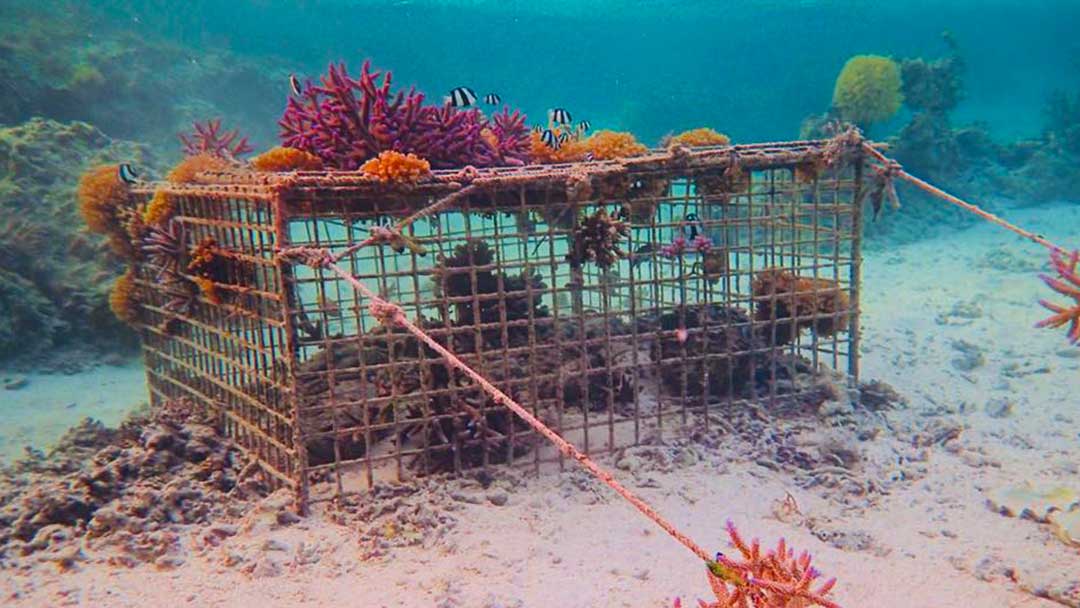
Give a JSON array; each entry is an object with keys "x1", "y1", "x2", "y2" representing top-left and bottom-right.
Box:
[
  {"x1": 178, "y1": 119, "x2": 253, "y2": 159},
  {"x1": 279, "y1": 60, "x2": 531, "y2": 170}
]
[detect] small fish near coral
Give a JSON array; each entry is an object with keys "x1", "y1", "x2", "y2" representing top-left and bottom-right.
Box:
[{"x1": 446, "y1": 86, "x2": 478, "y2": 107}]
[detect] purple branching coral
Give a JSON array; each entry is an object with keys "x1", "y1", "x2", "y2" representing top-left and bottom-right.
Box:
[
  {"x1": 179, "y1": 119, "x2": 253, "y2": 159},
  {"x1": 279, "y1": 60, "x2": 530, "y2": 170}
]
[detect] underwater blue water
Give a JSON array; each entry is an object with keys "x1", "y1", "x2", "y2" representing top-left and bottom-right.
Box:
[{"x1": 105, "y1": 0, "x2": 1080, "y2": 144}]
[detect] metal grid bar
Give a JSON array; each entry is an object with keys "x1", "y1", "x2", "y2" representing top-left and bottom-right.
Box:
[{"x1": 131, "y1": 141, "x2": 863, "y2": 509}]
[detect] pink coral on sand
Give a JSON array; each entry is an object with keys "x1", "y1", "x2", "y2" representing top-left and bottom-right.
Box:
[
  {"x1": 179, "y1": 119, "x2": 253, "y2": 159},
  {"x1": 1036, "y1": 248, "x2": 1080, "y2": 344},
  {"x1": 278, "y1": 60, "x2": 530, "y2": 170}
]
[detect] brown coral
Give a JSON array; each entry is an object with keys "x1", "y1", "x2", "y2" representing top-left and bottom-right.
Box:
[
  {"x1": 360, "y1": 151, "x2": 432, "y2": 184},
  {"x1": 582, "y1": 130, "x2": 648, "y2": 160},
  {"x1": 108, "y1": 269, "x2": 140, "y2": 324},
  {"x1": 167, "y1": 153, "x2": 232, "y2": 184},
  {"x1": 77, "y1": 164, "x2": 129, "y2": 235},
  {"x1": 250, "y1": 146, "x2": 324, "y2": 172},
  {"x1": 667, "y1": 128, "x2": 731, "y2": 148},
  {"x1": 570, "y1": 208, "x2": 630, "y2": 269},
  {"x1": 142, "y1": 190, "x2": 175, "y2": 226},
  {"x1": 191, "y1": 276, "x2": 222, "y2": 305},
  {"x1": 752, "y1": 268, "x2": 850, "y2": 345}
]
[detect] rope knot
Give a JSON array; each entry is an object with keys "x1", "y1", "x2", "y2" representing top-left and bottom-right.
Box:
[
  {"x1": 369, "y1": 225, "x2": 427, "y2": 256},
  {"x1": 276, "y1": 246, "x2": 334, "y2": 268},
  {"x1": 368, "y1": 298, "x2": 404, "y2": 327}
]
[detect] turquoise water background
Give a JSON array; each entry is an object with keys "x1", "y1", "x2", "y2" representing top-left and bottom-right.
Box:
[{"x1": 100, "y1": 0, "x2": 1080, "y2": 145}]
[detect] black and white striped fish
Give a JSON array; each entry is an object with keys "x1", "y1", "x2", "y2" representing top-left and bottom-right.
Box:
[
  {"x1": 446, "y1": 86, "x2": 478, "y2": 107},
  {"x1": 540, "y1": 129, "x2": 560, "y2": 150},
  {"x1": 577, "y1": 120, "x2": 591, "y2": 133},
  {"x1": 549, "y1": 107, "x2": 572, "y2": 125},
  {"x1": 557, "y1": 131, "x2": 571, "y2": 144},
  {"x1": 289, "y1": 74, "x2": 302, "y2": 96},
  {"x1": 583, "y1": 151, "x2": 595, "y2": 162},
  {"x1": 117, "y1": 163, "x2": 139, "y2": 185},
  {"x1": 483, "y1": 93, "x2": 501, "y2": 105},
  {"x1": 531, "y1": 125, "x2": 544, "y2": 134}
]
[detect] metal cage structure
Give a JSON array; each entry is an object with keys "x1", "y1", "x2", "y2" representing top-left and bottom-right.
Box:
[{"x1": 131, "y1": 141, "x2": 864, "y2": 509}]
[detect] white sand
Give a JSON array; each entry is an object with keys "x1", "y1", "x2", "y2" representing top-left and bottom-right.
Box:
[
  {"x1": 3, "y1": 202, "x2": 1079, "y2": 607},
  {"x1": 0, "y1": 359, "x2": 147, "y2": 463}
]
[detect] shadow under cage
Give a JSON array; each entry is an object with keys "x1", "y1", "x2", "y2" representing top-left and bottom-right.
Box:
[{"x1": 132, "y1": 141, "x2": 863, "y2": 509}]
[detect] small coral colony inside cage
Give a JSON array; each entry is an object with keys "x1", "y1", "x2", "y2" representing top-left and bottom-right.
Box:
[{"x1": 133, "y1": 140, "x2": 860, "y2": 507}]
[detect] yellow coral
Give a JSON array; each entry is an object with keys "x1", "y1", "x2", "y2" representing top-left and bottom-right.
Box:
[
  {"x1": 77, "y1": 164, "x2": 129, "y2": 235},
  {"x1": 582, "y1": 130, "x2": 648, "y2": 160},
  {"x1": 360, "y1": 151, "x2": 432, "y2": 184},
  {"x1": 108, "y1": 269, "x2": 140, "y2": 324},
  {"x1": 250, "y1": 146, "x2": 324, "y2": 172},
  {"x1": 529, "y1": 129, "x2": 589, "y2": 163},
  {"x1": 142, "y1": 190, "x2": 175, "y2": 226},
  {"x1": 832, "y1": 55, "x2": 903, "y2": 126},
  {"x1": 168, "y1": 153, "x2": 231, "y2": 183},
  {"x1": 667, "y1": 128, "x2": 731, "y2": 148}
]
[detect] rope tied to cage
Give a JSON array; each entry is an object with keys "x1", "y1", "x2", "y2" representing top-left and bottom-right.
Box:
[{"x1": 272, "y1": 242, "x2": 841, "y2": 607}]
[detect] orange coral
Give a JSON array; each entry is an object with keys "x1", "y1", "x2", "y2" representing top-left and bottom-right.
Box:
[
  {"x1": 667, "y1": 128, "x2": 731, "y2": 148},
  {"x1": 191, "y1": 276, "x2": 223, "y2": 305},
  {"x1": 186, "y1": 237, "x2": 220, "y2": 278},
  {"x1": 752, "y1": 268, "x2": 850, "y2": 345},
  {"x1": 582, "y1": 130, "x2": 648, "y2": 160},
  {"x1": 77, "y1": 164, "x2": 129, "y2": 235},
  {"x1": 167, "y1": 153, "x2": 231, "y2": 183},
  {"x1": 142, "y1": 190, "x2": 175, "y2": 226},
  {"x1": 1036, "y1": 249, "x2": 1080, "y2": 344},
  {"x1": 108, "y1": 269, "x2": 140, "y2": 324},
  {"x1": 360, "y1": 151, "x2": 432, "y2": 184},
  {"x1": 528, "y1": 127, "x2": 589, "y2": 163},
  {"x1": 250, "y1": 146, "x2": 325, "y2": 172}
]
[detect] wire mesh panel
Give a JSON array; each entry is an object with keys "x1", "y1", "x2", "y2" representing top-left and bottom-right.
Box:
[
  {"x1": 134, "y1": 183, "x2": 301, "y2": 492},
  {"x1": 132, "y1": 141, "x2": 863, "y2": 509}
]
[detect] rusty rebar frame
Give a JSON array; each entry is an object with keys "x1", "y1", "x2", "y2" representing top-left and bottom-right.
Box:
[{"x1": 131, "y1": 140, "x2": 864, "y2": 510}]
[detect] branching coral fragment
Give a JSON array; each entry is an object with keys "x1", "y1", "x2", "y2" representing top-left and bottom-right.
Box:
[
  {"x1": 697, "y1": 521, "x2": 840, "y2": 608},
  {"x1": 179, "y1": 119, "x2": 253, "y2": 159},
  {"x1": 1036, "y1": 249, "x2": 1080, "y2": 344}
]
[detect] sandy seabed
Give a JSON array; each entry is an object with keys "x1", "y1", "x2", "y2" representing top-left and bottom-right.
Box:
[{"x1": 2, "y1": 202, "x2": 1079, "y2": 608}]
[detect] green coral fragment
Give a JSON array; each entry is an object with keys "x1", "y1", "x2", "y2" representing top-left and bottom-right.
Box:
[{"x1": 986, "y1": 482, "x2": 1079, "y2": 522}]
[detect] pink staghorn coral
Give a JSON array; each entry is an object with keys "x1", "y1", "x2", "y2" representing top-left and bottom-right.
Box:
[
  {"x1": 1036, "y1": 248, "x2": 1080, "y2": 344},
  {"x1": 677, "y1": 521, "x2": 840, "y2": 608},
  {"x1": 179, "y1": 119, "x2": 253, "y2": 159},
  {"x1": 279, "y1": 60, "x2": 529, "y2": 170}
]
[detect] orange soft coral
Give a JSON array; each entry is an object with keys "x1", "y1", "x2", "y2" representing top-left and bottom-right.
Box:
[
  {"x1": 109, "y1": 269, "x2": 140, "y2": 324},
  {"x1": 167, "y1": 153, "x2": 231, "y2": 183},
  {"x1": 582, "y1": 130, "x2": 648, "y2": 160},
  {"x1": 529, "y1": 128, "x2": 589, "y2": 164},
  {"x1": 142, "y1": 190, "x2": 175, "y2": 226},
  {"x1": 360, "y1": 150, "x2": 432, "y2": 184},
  {"x1": 250, "y1": 146, "x2": 325, "y2": 172},
  {"x1": 191, "y1": 276, "x2": 223, "y2": 305},
  {"x1": 667, "y1": 128, "x2": 730, "y2": 148},
  {"x1": 752, "y1": 268, "x2": 850, "y2": 345},
  {"x1": 77, "y1": 164, "x2": 129, "y2": 235}
]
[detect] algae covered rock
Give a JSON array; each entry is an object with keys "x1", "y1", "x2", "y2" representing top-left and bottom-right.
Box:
[{"x1": 0, "y1": 118, "x2": 160, "y2": 360}]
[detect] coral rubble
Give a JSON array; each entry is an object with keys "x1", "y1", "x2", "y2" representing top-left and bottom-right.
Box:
[{"x1": 0, "y1": 403, "x2": 263, "y2": 569}]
